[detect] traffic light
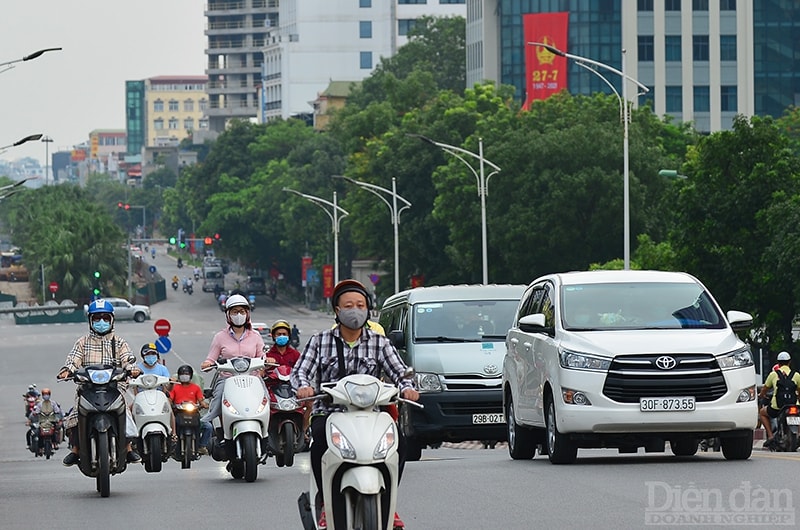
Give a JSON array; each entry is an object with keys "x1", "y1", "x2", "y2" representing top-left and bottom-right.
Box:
[
  {"x1": 93, "y1": 271, "x2": 101, "y2": 279},
  {"x1": 117, "y1": 202, "x2": 130, "y2": 210},
  {"x1": 178, "y1": 228, "x2": 186, "y2": 249},
  {"x1": 169, "y1": 236, "x2": 176, "y2": 245},
  {"x1": 204, "y1": 236, "x2": 212, "y2": 245},
  {"x1": 92, "y1": 270, "x2": 101, "y2": 297}
]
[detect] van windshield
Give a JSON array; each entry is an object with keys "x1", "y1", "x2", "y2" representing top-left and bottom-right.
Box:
[
  {"x1": 205, "y1": 271, "x2": 223, "y2": 279},
  {"x1": 413, "y1": 300, "x2": 519, "y2": 342},
  {"x1": 561, "y1": 282, "x2": 726, "y2": 331}
]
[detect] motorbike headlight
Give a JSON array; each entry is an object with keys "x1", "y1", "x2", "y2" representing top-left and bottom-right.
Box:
[
  {"x1": 344, "y1": 380, "x2": 380, "y2": 409},
  {"x1": 330, "y1": 423, "x2": 356, "y2": 460},
  {"x1": 717, "y1": 347, "x2": 754, "y2": 369},
  {"x1": 415, "y1": 372, "x2": 443, "y2": 393},
  {"x1": 139, "y1": 374, "x2": 158, "y2": 389},
  {"x1": 231, "y1": 358, "x2": 251, "y2": 373},
  {"x1": 559, "y1": 350, "x2": 611, "y2": 371},
  {"x1": 180, "y1": 402, "x2": 196, "y2": 412},
  {"x1": 88, "y1": 368, "x2": 113, "y2": 384},
  {"x1": 277, "y1": 397, "x2": 299, "y2": 411},
  {"x1": 373, "y1": 423, "x2": 396, "y2": 459}
]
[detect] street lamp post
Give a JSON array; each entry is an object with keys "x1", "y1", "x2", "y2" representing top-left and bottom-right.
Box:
[
  {"x1": 0, "y1": 177, "x2": 35, "y2": 201},
  {"x1": 41, "y1": 136, "x2": 53, "y2": 185},
  {"x1": 528, "y1": 42, "x2": 649, "y2": 270},
  {"x1": 333, "y1": 175, "x2": 411, "y2": 294},
  {"x1": 0, "y1": 133, "x2": 43, "y2": 155},
  {"x1": 283, "y1": 187, "x2": 350, "y2": 285},
  {"x1": 411, "y1": 134, "x2": 500, "y2": 284},
  {"x1": 0, "y1": 47, "x2": 62, "y2": 75}
]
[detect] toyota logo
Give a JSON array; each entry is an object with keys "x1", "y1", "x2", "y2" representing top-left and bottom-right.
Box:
[
  {"x1": 655, "y1": 356, "x2": 677, "y2": 370},
  {"x1": 483, "y1": 364, "x2": 499, "y2": 375}
]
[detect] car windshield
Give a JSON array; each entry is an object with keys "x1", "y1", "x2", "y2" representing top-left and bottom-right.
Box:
[
  {"x1": 413, "y1": 300, "x2": 519, "y2": 342},
  {"x1": 560, "y1": 282, "x2": 726, "y2": 331}
]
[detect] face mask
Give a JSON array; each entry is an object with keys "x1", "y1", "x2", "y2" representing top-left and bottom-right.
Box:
[
  {"x1": 91, "y1": 320, "x2": 111, "y2": 334},
  {"x1": 43, "y1": 395, "x2": 51, "y2": 401},
  {"x1": 230, "y1": 313, "x2": 247, "y2": 327},
  {"x1": 275, "y1": 336, "x2": 290, "y2": 347},
  {"x1": 144, "y1": 354, "x2": 158, "y2": 366},
  {"x1": 178, "y1": 374, "x2": 191, "y2": 383},
  {"x1": 338, "y1": 308, "x2": 369, "y2": 330}
]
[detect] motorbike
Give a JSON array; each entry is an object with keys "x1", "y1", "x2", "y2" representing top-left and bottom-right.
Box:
[
  {"x1": 130, "y1": 374, "x2": 172, "y2": 473},
  {"x1": 204, "y1": 357, "x2": 274, "y2": 482},
  {"x1": 172, "y1": 281, "x2": 179, "y2": 291},
  {"x1": 264, "y1": 365, "x2": 305, "y2": 467},
  {"x1": 269, "y1": 284, "x2": 277, "y2": 301},
  {"x1": 248, "y1": 294, "x2": 256, "y2": 311},
  {"x1": 298, "y1": 371, "x2": 422, "y2": 530},
  {"x1": 24, "y1": 394, "x2": 38, "y2": 419},
  {"x1": 173, "y1": 401, "x2": 202, "y2": 469},
  {"x1": 183, "y1": 280, "x2": 194, "y2": 295},
  {"x1": 767, "y1": 404, "x2": 800, "y2": 452},
  {"x1": 28, "y1": 408, "x2": 62, "y2": 459},
  {"x1": 177, "y1": 259, "x2": 184, "y2": 269},
  {"x1": 64, "y1": 364, "x2": 130, "y2": 498}
]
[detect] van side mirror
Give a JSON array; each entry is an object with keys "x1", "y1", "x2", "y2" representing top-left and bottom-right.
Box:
[
  {"x1": 518, "y1": 313, "x2": 547, "y2": 333},
  {"x1": 727, "y1": 310, "x2": 753, "y2": 331},
  {"x1": 388, "y1": 329, "x2": 405, "y2": 348}
]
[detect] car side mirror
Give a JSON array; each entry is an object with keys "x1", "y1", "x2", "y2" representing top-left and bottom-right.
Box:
[
  {"x1": 388, "y1": 329, "x2": 405, "y2": 348},
  {"x1": 518, "y1": 313, "x2": 547, "y2": 333},
  {"x1": 727, "y1": 310, "x2": 753, "y2": 331}
]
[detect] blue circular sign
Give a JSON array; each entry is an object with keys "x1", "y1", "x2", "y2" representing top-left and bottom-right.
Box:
[
  {"x1": 154, "y1": 336, "x2": 172, "y2": 354},
  {"x1": 149, "y1": 265, "x2": 157, "y2": 274}
]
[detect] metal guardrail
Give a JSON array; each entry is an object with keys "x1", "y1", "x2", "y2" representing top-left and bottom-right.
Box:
[{"x1": 0, "y1": 303, "x2": 79, "y2": 315}]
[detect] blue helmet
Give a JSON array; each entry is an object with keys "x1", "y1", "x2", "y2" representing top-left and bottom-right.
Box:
[{"x1": 88, "y1": 299, "x2": 115, "y2": 315}]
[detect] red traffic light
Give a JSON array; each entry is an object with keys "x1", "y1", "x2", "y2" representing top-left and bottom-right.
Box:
[
  {"x1": 214, "y1": 233, "x2": 220, "y2": 240},
  {"x1": 117, "y1": 202, "x2": 130, "y2": 210},
  {"x1": 204, "y1": 237, "x2": 212, "y2": 245},
  {"x1": 117, "y1": 202, "x2": 123, "y2": 208}
]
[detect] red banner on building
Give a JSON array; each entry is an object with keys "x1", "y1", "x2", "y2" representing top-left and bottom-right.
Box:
[
  {"x1": 322, "y1": 265, "x2": 334, "y2": 299},
  {"x1": 301, "y1": 256, "x2": 312, "y2": 286},
  {"x1": 523, "y1": 12, "x2": 569, "y2": 109}
]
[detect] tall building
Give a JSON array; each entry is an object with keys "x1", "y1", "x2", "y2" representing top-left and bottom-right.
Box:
[
  {"x1": 467, "y1": 0, "x2": 798, "y2": 133},
  {"x1": 204, "y1": 0, "x2": 465, "y2": 129}
]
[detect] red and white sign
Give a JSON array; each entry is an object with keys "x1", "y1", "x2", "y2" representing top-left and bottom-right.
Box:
[
  {"x1": 48, "y1": 281, "x2": 59, "y2": 293},
  {"x1": 523, "y1": 12, "x2": 569, "y2": 109},
  {"x1": 154, "y1": 318, "x2": 171, "y2": 336}
]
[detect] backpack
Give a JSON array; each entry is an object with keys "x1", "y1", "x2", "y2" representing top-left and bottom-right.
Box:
[{"x1": 774, "y1": 369, "x2": 798, "y2": 409}]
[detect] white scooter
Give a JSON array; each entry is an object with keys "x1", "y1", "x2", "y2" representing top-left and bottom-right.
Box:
[
  {"x1": 298, "y1": 372, "x2": 422, "y2": 530},
  {"x1": 205, "y1": 357, "x2": 274, "y2": 482},
  {"x1": 130, "y1": 374, "x2": 172, "y2": 473}
]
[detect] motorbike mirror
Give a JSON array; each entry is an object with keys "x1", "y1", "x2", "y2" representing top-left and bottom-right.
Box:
[{"x1": 402, "y1": 366, "x2": 415, "y2": 379}]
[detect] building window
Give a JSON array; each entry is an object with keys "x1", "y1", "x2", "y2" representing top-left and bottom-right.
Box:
[
  {"x1": 665, "y1": 0, "x2": 681, "y2": 11},
  {"x1": 692, "y1": 0, "x2": 708, "y2": 10},
  {"x1": 720, "y1": 35, "x2": 737, "y2": 61},
  {"x1": 199, "y1": 118, "x2": 209, "y2": 129},
  {"x1": 638, "y1": 36, "x2": 654, "y2": 61},
  {"x1": 721, "y1": 86, "x2": 737, "y2": 111},
  {"x1": 720, "y1": 0, "x2": 736, "y2": 10},
  {"x1": 153, "y1": 100, "x2": 164, "y2": 112},
  {"x1": 637, "y1": 0, "x2": 653, "y2": 10},
  {"x1": 359, "y1": 0, "x2": 371, "y2": 7},
  {"x1": 693, "y1": 35, "x2": 709, "y2": 61},
  {"x1": 398, "y1": 19, "x2": 416, "y2": 36},
  {"x1": 398, "y1": 0, "x2": 426, "y2": 4},
  {"x1": 360, "y1": 51, "x2": 372, "y2": 69},
  {"x1": 360, "y1": 21, "x2": 372, "y2": 39},
  {"x1": 154, "y1": 118, "x2": 164, "y2": 130},
  {"x1": 184, "y1": 118, "x2": 194, "y2": 130},
  {"x1": 665, "y1": 86, "x2": 682, "y2": 113},
  {"x1": 694, "y1": 86, "x2": 710, "y2": 112},
  {"x1": 168, "y1": 118, "x2": 179, "y2": 130},
  {"x1": 439, "y1": 0, "x2": 465, "y2": 3},
  {"x1": 168, "y1": 100, "x2": 179, "y2": 112},
  {"x1": 665, "y1": 36, "x2": 681, "y2": 62},
  {"x1": 183, "y1": 99, "x2": 194, "y2": 112},
  {"x1": 199, "y1": 99, "x2": 208, "y2": 111}
]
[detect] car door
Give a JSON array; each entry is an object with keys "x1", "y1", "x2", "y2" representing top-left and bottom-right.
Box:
[
  {"x1": 529, "y1": 282, "x2": 557, "y2": 427},
  {"x1": 112, "y1": 300, "x2": 132, "y2": 320},
  {"x1": 507, "y1": 285, "x2": 543, "y2": 423}
]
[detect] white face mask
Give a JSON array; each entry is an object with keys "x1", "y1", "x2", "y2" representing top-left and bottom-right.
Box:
[{"x1": 230, "y1": 313, "x2": 247, "y2": 327}]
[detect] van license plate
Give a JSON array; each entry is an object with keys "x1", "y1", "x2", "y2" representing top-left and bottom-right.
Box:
[
  {"x1": 472, "y1": 413, "x2": 504, "y2": 424},
  {"x1": 639, "y1": 397, "x2": 695, "y2": 412},
  {"x1": 786, "y1": 416, "x2": 800, "y2": 425}
]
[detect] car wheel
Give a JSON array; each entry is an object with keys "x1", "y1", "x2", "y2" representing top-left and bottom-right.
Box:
[
  {"x1": 720, "y1": 430, "x2": 753, "y2": 460},
  {"x1": 545, "y1": 397, "x2": 577, "y2": 464},
  {"x1": 134, "y1": 312, "x2": 146, "y2": 323},
  {"x1": 405, "y1": 437, "x2": 423, "y2": 462},
  {"x1": 506, "y1": 394, "x2": 536, "y2": 460}
]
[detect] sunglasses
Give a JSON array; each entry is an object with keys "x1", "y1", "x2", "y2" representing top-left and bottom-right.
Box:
[{"x1": 90, "y1": 314, "x2": 112, "y2": 322}]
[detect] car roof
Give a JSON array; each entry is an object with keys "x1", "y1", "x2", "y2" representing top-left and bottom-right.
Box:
[
  {"x1": 546, "y1": 270, "x2": 698, "y2": 286},
  {"x1": 383, "y1": 284, "x2": 527, "y2": 306}
]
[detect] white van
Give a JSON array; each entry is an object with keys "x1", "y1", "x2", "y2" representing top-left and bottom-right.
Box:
[
  {"x1": 503, "y1": 270, "x2": 758, "y2": 464},
  {"x1": 379, "y1": 284, "x2": 526, "y2": 460}
]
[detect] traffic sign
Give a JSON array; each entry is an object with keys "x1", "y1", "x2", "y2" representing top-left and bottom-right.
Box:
[
  {"x1": 149, "y1": 265, "x2": 157, "y2": 274},
  {"x1": 48, "y1": 281, "x2": 59, "y2": 293},
  {"x1": 153, "y1": 318, "x2": 171, "y2": 336},
  {"x1": 154, "y1": 336, "x2": 172, "y2": 354}
]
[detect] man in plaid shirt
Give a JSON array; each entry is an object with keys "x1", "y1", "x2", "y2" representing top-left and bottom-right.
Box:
[
  {"x1": 292, "y1": 279, "x2": 418, "y2": 529},
  {"x1": 57, "y1": 299, "x2": 141, "y2": 467}
]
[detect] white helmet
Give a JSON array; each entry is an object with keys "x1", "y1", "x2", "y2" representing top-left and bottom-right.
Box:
[
  {"x1": 777, "y1": 351, "x2": 791, "y2": 362},
  {"x1": 225, "y1": 294, "x2": 249, "y2": 311}
]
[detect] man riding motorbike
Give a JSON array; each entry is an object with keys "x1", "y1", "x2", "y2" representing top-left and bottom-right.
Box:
[
  {"x1": 759, "y1": 351, "x2": 800, "y2": 448},
  {"x1": 28, "y1": 388, "x2": 64, "y2": 454}
]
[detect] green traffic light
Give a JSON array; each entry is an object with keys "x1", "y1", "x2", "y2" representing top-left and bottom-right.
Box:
[
  {"x1": 93, "y1": 271, "x2": 101, "y2": 278},
  {"x1": 93, "y1": 288, "x2": 101, "y2": 295},
  {"x1": 179, "y1": 242, "x2": 186, "y2": 249},
  {"x1": 169, "y1": 237, "x2": 177, "y2": 245}
]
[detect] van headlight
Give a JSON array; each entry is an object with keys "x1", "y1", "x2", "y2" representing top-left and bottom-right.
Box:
[
  {"x1": 717, "y1": 347, "x2": 753, "y2": 369},
  {"x1": 559, "y1": 350, "x2": 611, "y2": 371},
  {"x1": 415, "y1": 372, "x2": 442, "y2": 393}
]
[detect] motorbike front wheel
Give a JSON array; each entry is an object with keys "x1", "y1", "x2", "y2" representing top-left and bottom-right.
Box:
[
  {"x1": 352, "y1": 492, "x2": 380, "y2": 530},
  {"x1": 242, "y1": 433, "x2": 259, "y2": 483},
  {"x1": 148, "y1": 435, "x2": 162, "y2": 473},
  {"x1": 282, "y1": 422, "x2": 296, "y2": 467},
  {"x1": 43, "y1": 437, "x2": 53, "y2": 459},
  {"x1": 96, "y1": 433, "x2": 111, "y2": 498},
  {"x1": 182, "y1": 433, "x2": 193, "y2": 469}
]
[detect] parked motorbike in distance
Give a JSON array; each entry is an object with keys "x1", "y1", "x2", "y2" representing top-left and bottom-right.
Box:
[
  {"x1": 768, "y1": 404, "x2": 800, "y2": 452},
  {"x1": 297, "y1": 370, "x2": 422, "y2": 530},
  {"x1": 130, "y1": 374, "x2": 172, "y2": 473},
  {"x1": 203, "y1": 357, "x2": 276, "y2": 482},
  {"x1": 265, "y1": 365, "x2": 305, "y2": 467},
  {"x1": 173, "y1": 401, "x2": 201, "y2": 469},
  {"x1": 63, "y1": 364, "x2": 130, "y2": 497}
]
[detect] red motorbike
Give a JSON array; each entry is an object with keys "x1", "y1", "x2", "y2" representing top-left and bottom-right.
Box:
[{"x1": 264, "y1": 365, "x2": 305, "y2": 467}]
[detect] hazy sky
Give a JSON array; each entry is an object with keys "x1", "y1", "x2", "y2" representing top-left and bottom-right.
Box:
[{"x1": 0, "y1": 0, "x2": 206, "y2": 165}]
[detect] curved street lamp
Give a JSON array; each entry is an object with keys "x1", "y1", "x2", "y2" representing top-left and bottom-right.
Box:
[
  {"x1": 333, "y1": 175, "x2": 411, "y2": 294},
  {"x1": 283, "y1": 187, "x2": 350, "y2": 285},
  {"x1": 0, "y1": 47, "x2": 62, "y2": 75},
  {"x1": 410, "y1": 134, "x2": 500, "y2": 284},
  {"x1": 0, "y1": 133, "x2": 44, "y2": 154},
  {"x1": 528, "y1": 42, "x2": 649, "y2": 270}
]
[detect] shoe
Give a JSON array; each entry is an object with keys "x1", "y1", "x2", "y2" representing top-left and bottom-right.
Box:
[
  {"x1": 53, "y1": 445, "x2": 59, "y2": 450},
  {"x1": 62, "y1": 452, "x2": 79, "y2": 467},
  {"x1": 126, "y1": 449, "x2": 142, "y2": 463},
  {"x1": 198, "y1": 446, "x2": 209, "y2": 456},
  {"x1": 393, "y1": 512, "x2": 405, "y2": 529},
  {"x1": 317, "y1": 506, "x2": 327, "y2": 529}
]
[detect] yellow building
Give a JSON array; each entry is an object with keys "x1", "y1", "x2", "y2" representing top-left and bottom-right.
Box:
[{"x1": 144, "y1": 76, "x2": 208, "y2": 148}]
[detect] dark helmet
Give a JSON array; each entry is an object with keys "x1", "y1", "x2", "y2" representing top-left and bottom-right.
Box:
[
  {"x1": 140, "y1": 343, "x2": 158, "y2": 358},
  {"x1": 270, "y1": 319, "x2": 291, "y2": 336},
  {"x1": 331, "y1": 279, "x2": 372, "y2": 311},
  {"x1": 177, "y1": 365, "x2": 193, "y2": 378}
]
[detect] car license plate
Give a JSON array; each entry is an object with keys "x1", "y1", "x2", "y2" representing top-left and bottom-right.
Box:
[
  {"x1": 640, "y1": 397, "x2": 696, "y2": 412},
  {"x1": 472, "y1": 413, "x2": 504, "y2": 424},
  {"x1": 786, "y1": 416, "x2": 800, "y2": 425}
]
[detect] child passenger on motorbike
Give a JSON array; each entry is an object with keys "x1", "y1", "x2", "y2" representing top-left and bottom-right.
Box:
[
  {"x1": 291, "y1": 279, "x2": 419, "y2": 529},
  {"x1": 264, "y1": 320, "x2": 311, "y2": 435},
  {"x1": 169, "y1": 365, "x2": 212, "y2": 455}
]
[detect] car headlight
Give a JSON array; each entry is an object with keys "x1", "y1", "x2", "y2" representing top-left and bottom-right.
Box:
[
  {"x1": 415, "y1": 372, "x2": 442, "y2": 392},
  {"x1": 330, "y1": 423, "x2": 356, "y2": 460},
  {"x1": 559, "y1": 350, "x2": 611, "y2": 371},
  {"x1": 717, "y1": 347, "x2": 753, "y2": 369}
]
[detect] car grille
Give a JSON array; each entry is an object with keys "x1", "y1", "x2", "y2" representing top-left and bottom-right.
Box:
[
  {"x1": 602, "y1": 353, "x2": 727, "y2": 403},
  {"x1": 439, "y1": 401, "x2": 503, "y2": 415},
  {"x1": 443, "y1": 374, "x2": 502, "y2": 391}
]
